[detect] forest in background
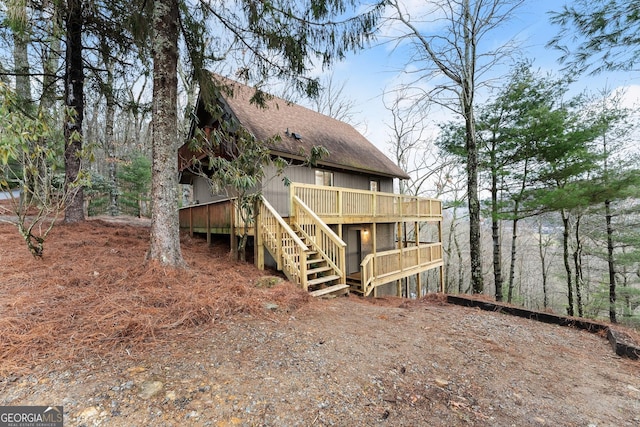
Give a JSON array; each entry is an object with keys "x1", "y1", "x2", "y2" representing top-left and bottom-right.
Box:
[{"x1": 1, "y1": 0, "x2": 639, "y2": 327}]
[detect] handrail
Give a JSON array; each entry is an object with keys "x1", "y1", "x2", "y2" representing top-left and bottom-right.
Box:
[
  {"x1": 360, "y1": 253, "x2": 375, "y2": 296},
  {"x1": 259, "y1": 196, "x2": 309, "y2": 288},
  {"x1": 260, "y1": 197, "x2": 308, "y2": 250},
  {"x1": 292, "y1": 195, "x2": 346, "y2": 283},
  {"x1": 292, "y1": 196, "x2": 346, "y2": 248},
  {"x1": 291, "y1": 183, "x2": 442, "y2": 220},
  {"x1": 360, "y1": 243, "x2": 443, "y2": 296}
]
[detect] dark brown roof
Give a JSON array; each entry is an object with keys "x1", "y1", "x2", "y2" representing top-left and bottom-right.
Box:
[{"x1": 211, "y1": 75, "x2": 410, "y2": 180}]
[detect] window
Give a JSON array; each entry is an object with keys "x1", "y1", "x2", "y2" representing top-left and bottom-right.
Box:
[
  {"x1": 370, "y1": 180, "x2": 380, "y2": 192},
  {"x1": 315, "y1": 170, "x2": 334, "y2": 186}
]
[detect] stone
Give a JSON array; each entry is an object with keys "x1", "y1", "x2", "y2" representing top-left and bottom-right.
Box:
[
  {"x1": 434, "y1": 378, "x2": 449, "y2": 387},
  {"x1": 264, "y1": 303, "x2": 279, "y2": 311},
  {"x1": 77, "y1": 406, "x2": 99, "y2": 419},
  {"x1": 138, "y1": 381, "x2": 164, "y2": 400}
]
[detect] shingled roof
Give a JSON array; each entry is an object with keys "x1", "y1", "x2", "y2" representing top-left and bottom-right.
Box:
[{"x1": 207, "y1": 75, "x2": 410, "y2": 180}]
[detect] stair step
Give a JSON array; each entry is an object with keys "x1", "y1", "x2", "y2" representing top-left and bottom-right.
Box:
[
  {"x1": 307, "y1": 258, "x2": 327, "y2": 271},
  {"x1": 306, "y1": 256, "x2": 325, "y2": 265},
  {"x1": 309, "y1": 283, "x2": 350, "y2": 298},
  {"x1": 307, "y1": 265, "x2": 332, "y2": 275},
  {"x1": 307, "y1": 274, "x2": 341, "y2": 287},
  {"x1": 349, "y1": 288, "x2": 364, "y2": 295}
]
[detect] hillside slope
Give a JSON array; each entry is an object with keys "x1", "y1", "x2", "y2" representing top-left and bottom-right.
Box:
[{"x1": 0, "y1": 219, "x2": 638, "y2": 426}]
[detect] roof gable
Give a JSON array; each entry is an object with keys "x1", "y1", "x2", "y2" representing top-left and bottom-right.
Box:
[{"x1": 208, "y1": 75, "x2": 410, "y2": 180}]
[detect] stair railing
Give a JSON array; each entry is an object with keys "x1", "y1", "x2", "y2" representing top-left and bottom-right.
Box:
[
  {"x1": 359, "y1": 243, "x2": 444, "y2": 296},
  {"x1": 360, "y1": 254, "x2": 376, "y2": 296},
  {"x1": 291, "y1": 195, "x2": 346, "y2": 284},
  {"x1": 259, "y1": 197, "x2": 309, "y2": 288}
]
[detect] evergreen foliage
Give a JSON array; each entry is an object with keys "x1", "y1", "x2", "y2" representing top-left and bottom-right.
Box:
[
  {"x1": 0, "y1": 81, "x2": 87, "y2": 257},
  {"x1": 117, "y1": 153, "x2": 151, "y2": 217},
  {"x1": 549, "y1": 0, "x2": 640, "y2": 74}
]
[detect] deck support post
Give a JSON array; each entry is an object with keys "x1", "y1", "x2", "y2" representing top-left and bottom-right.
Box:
[
  {"x1": 415, "y1": 221, "x2": 421, "y2": 297},
  {"x1": 256, "y1": 209, "x2": 264, "y2": 270},
  {"x1": 230, "y1": 201, "x2": 238, "y2": 259},
  {"x1": 438, "y1": 218, "x2": 444, "y2": 293},
  {"x1": 206, "y1": 204, "x2": 211, "y2": 245}
]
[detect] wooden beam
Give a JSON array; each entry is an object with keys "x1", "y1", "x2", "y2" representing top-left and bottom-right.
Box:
[
  {"x1": 372, "y1": 222, "x2": 377, "y2": 257},
  {"x1": 206, "y1": 204, "x2": 211, "y2": 245},
  {"x1": 309, "y1": 283, "x2": 349, "y2": 298},
  {"x1": 230, "y1": 202, "x2": 238, "y2": 259},
  {"x1": 255, "y1": 208, "x2": 263, "y2": 270},
  {"x1": 438, "y1": 217, "x2": 444, "y2": 293}
]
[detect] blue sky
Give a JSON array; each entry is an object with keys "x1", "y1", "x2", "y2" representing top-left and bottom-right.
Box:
[{"x1": 320, "y1": 0, "x2": 640, "y2": 153}]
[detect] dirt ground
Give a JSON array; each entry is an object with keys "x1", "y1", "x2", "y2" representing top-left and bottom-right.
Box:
[{"x1": 0, "y1": 217, "x2": 639, "y2": 426}]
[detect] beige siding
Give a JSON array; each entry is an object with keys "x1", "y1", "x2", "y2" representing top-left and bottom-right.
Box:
[
  {"x1": 262, "y1": 164, "x2": 312, "y2": 216},
  {"x1": 192, "y1": 176, "x2": 215, "y2": 204},
  {"x1": 345, "y1": 227, "x2": 361, "y2": 274},
  {"x1": 380, "y1": 179, "x2": 393, "y2": 193},
  {"x1": 334, "y1": 172, "x2": 394, "y2": 193},
  {"x1": 375, "y1": 223, "x2": 396, "y2": 251},
  {"x1": 192, "y1": 175, "x2": 263, "y2": 206}
]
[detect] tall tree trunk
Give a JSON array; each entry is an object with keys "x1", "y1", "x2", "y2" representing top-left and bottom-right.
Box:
[
  {"x1": 507, "y1": 215, "x2": 518, "y2": 303},
  {"x1": 463, "y1": 0, "x2": 483, "y2": 295},
  {"x1": 13, "y1": 1, "x2": 34, "y2": 204},
  {"x1": 605, "y1": 201, "x2": 617, "y2": 323},
  {"x1": 537, "y1": 218, "x2": 549, "y2": 309},
  {"x1": 464, "y1": 91, "x2": 483, "y2": 294},
  {"x1": 561, "y1": 210, "x2": 574, "y2": 316},
  {"x1": 64, "y1": 0, "x2": 85, "y2": 223},
  {"x1": 147, "y1": 0, "x2": 185, "y2": 267},
  {"x1": 491, "y1": 161, "x2": 503, "y2": 301},
  {"x1": 507, "y1": 157, "x2": 530, "y2": 304},
  {"x1": 13, "y1": 2, "x2": 31, "y2": 103},
  {"x1": 573, "y1": 214, "x2": 584, "y2": 317},
  {"x1": 606, "y1": 199, "x2": 617, "y2": 323},
  {"x1": 104, "y1": 59, "x2": 118, "y2": 216},
  {"x1": 39, "y1": 8, "x2": 62, "y2": 205}
]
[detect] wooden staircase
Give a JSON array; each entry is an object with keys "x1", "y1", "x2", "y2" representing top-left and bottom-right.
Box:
[
  {"x1": 296, "y1": 231, "x2": 349, "y2": 298},
  {"x1": 258, "y1": 197, "x2": 348, "y2": 298},
  {"x1": 346, "y1": 272, "x2": 364, "y2": 295}
]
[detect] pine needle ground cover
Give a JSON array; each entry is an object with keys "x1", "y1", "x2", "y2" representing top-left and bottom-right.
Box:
[{"x1": 0, "y1": 218, "x2": 308, "y2": 376}]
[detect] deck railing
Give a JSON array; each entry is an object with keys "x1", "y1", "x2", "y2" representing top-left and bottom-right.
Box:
[
  {"x1": 179, "y1": 185, "x2": 443, "y2": 295},
  {"x1": 360, "y1": 243, "x2": 443, "y2": 296},
  {"x1": 259, "y1": 197, "x2": 309, "y2": 288},
  {"x1": 291, "y1": 183, "x2": 442, "y2": 222},
  {"x1": 179, "y1": 198, "x2": 234, "y2": 234},
  {"x1": 292, "y1": 196, "x2": 346, "y2": 283}
]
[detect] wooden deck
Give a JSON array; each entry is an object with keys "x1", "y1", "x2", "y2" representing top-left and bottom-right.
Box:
[
  {"x1": 290, "y1": 183, "x2": 442, "y2": 224},
  {"x1": 179, "y1": 185, "x2": 444, "y2": 297}
]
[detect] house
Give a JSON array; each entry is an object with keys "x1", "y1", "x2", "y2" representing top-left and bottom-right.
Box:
[{"x1": 178, "y1": 74, "x2": 443, "y2": 298}]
